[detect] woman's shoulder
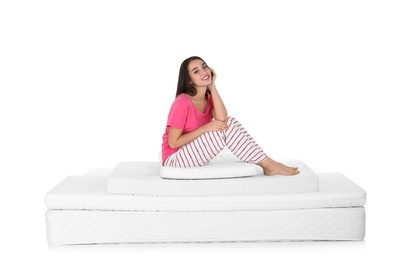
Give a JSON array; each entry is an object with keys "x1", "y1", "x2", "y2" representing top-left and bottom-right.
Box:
[
  {"x1": 171, "y1": 93, "x2": 191, "y2": 108},
  {"x1": 173, "y1": 93, "x2": 189, "y2": 103}
]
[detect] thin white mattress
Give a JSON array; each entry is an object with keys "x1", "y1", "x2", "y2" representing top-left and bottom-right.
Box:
[
  {"x1": 45, "y1": 172, "x2": 366, "y2": 212},
  {"x1": 107, "y1": 159, "x2": 319, "y2": 196},
  {"x1": 160, "y1": 149, "x2": 260, "y2": 179}
]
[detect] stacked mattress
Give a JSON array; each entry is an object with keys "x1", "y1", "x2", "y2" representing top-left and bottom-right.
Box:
[{"x1": 45, "y1": 150, "x2": 366, "y2": 245}]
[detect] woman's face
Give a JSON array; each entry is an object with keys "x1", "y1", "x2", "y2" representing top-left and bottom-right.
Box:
[{"x1": 188, "y1": 59, "x2": 212, "y2": 87}]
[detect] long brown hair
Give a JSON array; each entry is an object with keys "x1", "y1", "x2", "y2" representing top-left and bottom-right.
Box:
[{"x1": 176, "y1": 56, "x2": 211, "y2": 97}]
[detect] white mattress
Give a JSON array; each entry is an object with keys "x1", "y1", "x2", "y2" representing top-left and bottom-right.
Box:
[
  {"x1": 45, "y1": 167, "x2": 366, "y2": 245},
  {"x1": 160, "y1": 160, "x2": 258, "y2": 179},
  {"x1": 45, "y1": 172, "x2": 366, "y2": 212},
  {"x1": 46, "y1": 207, "x2": 365, "y2": 245},
  {"x1": 107, "y1": 159, "x2": 319, "y2": 196}
]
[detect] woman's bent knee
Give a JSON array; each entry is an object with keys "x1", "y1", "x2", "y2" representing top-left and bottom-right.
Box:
[{"x1": 227, "y1": 116, "x2": 238, "y2": 126}]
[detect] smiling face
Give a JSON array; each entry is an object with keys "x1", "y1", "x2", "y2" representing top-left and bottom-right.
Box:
[{"x1": 188, "y1": 59, "x2": 212, "y2": 88}]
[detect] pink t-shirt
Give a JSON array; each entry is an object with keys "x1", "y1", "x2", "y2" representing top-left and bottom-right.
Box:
[{"x1": 161, "y1": 93, "x2": 213, "y2": 164}]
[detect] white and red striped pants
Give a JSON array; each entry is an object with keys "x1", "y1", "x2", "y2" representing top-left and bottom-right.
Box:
[{"x1": 164, "y1": 117, "x2": 267, "y2": 168}]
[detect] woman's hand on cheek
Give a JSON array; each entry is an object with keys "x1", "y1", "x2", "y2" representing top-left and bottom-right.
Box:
[{"x1": 209, "y1": 67, "x2": 217, "y2": 86}]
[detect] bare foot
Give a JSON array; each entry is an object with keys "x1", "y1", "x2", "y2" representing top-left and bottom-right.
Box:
[
  {"x1": 258, "y1": 157, "x2": 300, "y2": 176},
  {"x1": 285, "y1": 165, "x2": 299, "y2": 171}
]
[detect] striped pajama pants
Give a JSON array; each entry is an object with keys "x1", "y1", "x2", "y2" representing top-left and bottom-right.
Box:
[{"x1": 164, "y1": 116, "x2": 267, "y2": 168}]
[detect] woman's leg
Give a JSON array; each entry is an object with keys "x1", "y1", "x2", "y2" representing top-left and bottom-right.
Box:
[
  {"x1": 225, "y1": 117, "x2": 299, "y2": 176},
  {"x1": 164, "y1": 116, "x2": 265, "y2": 167},
  {"x1": 164, "y1": 130, "x2": 226, "y2": 168},
  {"x1": 164, "y1": 116, "x2": 299, "y2": 175},
  {"x1": 223, "y1": 117, "x2": 267, "y2": 164}
]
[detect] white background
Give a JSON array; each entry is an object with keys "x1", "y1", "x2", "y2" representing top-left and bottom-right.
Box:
[{"x1": 1, "y1": 0, "x2": 417, "y2": 259}]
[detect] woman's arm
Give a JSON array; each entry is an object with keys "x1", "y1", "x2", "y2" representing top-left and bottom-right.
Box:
[
  {"x1": 209, "y1": 68, "x2": 228, "y2": 122},
  {"x1": 168, "y1": 127, "x2": 205, "y2": 149},
  {"x1": 168, "y1": 120, "x2": 229, "y2": 149}
]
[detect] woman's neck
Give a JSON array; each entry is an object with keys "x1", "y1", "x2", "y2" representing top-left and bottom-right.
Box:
[{"x1": 191, "y1": 86, "x2": 207, "y2": 101}]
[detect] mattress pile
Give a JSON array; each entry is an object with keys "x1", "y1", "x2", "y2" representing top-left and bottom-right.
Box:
[{"x1": 45, "y1": 149, "x2": 366, "y2": 245}]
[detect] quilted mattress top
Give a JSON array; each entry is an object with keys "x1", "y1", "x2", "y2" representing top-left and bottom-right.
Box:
[{"x1": 45, "y1": 172, "x2": 366, "y2": 212}]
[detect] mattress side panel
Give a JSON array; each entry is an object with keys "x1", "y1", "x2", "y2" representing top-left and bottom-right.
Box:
[{"x1": 45, "y1": 207, "x2": 365, "y2": 245}]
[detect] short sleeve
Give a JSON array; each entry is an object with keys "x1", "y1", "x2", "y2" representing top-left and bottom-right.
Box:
[{"x1": 167, "y1": 96, "x2": 189, "y2": 130}]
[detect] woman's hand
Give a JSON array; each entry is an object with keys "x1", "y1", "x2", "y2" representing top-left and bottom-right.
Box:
[
  {"x1": 209, "y1": 67, "x2": 217, "y2": 91},
  {"x1": 202, "y1": 119, "x2": 228, "y2": 133},
  {"x1": 210, "y1": 67, "x2": 217, "y2": 82}
]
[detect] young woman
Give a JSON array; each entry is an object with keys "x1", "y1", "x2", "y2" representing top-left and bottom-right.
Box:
[{"x1": 161, "y1": 56, "x2": 299, "y2": 176}]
